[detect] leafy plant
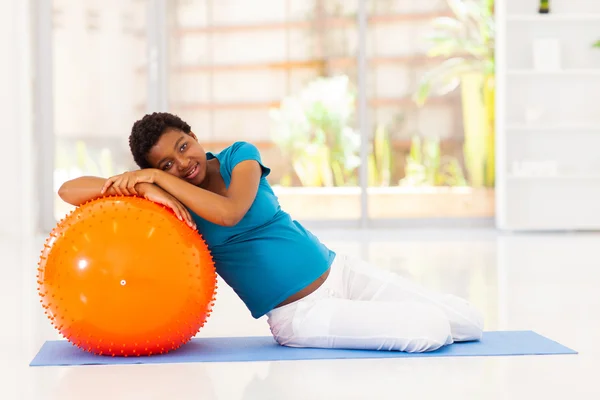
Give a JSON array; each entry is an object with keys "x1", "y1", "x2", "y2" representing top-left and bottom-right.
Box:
[
  {"x1": 414, "y1": 0, "x2": 495, "y2": 106},
  {"x1": 400, "y1": 136, "x2": 467, "y2": 187},
  {"x1": 593, "y1": 40, "x2": 600, "y2": 48},
  {"x1": 368, "y1": 124, "x2": 394, "y2": 186},
  {"x1": 414, "y1": 0, "x2": 495, "y2": 188},
  {"x1": 270, "y1": 75, "x2": 360, "y2": 187}
]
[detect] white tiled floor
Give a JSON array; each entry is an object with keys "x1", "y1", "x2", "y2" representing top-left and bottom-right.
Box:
[{"x1": 3, "y1": 229, "x2": 599, "y2": 399}]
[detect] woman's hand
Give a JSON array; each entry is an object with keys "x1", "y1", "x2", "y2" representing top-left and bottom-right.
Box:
[
  {"x1": 101, "y1": 169, "x2": 161, "y2": 196},
  {"x1": 137, "y1": 183, "x2": 196, "y2": 229}
]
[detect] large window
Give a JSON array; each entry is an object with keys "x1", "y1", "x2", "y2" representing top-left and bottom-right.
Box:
[
  {"x1": 52, "y1": 0, "x2": 147, "y2": 220},
  {"x1": 47, "y1": 0, "x2": 495, "y2": 227},
  {"x1": 166, "y1": 0, "x2": 361, "y2": 221}
]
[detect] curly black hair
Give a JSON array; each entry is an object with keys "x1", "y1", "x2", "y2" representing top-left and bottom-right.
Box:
[{"x1": 129, "y1": 112, "x2": 192, "y2": 168}]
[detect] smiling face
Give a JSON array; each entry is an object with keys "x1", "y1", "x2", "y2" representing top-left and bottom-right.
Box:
[{"x1": 146, "y1": 129, "x2": 208, "y2": 186}]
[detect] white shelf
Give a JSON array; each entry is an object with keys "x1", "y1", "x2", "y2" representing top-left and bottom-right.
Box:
[
  {"x1": 507, "y1": 69, "x2": 600, "y2": 76},
  {"x1": 507, "y1": 14, "x2": 600, "y2": 22},
  {"x1": 507, "y1": 174, "x2": 600, "y2": 181},
  {"x1": 501, "y1": 222, "x2": 600, "y2": 231},
  {"x1": 506, "y1": 124, "x2": 600, "y2": 131}
]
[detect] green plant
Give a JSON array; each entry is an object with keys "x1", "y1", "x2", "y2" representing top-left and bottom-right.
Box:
[
  {"x1": 368, "y1": 124, "x2": 394, "y2": 186},
  {"x1": 414, "y1": 0, "x2": 495, "y2": 188},
  {"x1": 400, "y1": 136, "x2": 467, "y2": 187},
  {"x1": 593, "y1": 40, "x2": 600, "y2": 48},
  {"x1": 270, "y1": 75, "x2": 360, "y2": 187},
  {"x1": 414, "y1": 0, "x2": 495, "y2": 106}
]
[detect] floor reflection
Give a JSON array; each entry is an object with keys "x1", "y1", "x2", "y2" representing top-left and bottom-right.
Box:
[{"x1": 6, "y1": 229, "x2": 600, "y2": 399}]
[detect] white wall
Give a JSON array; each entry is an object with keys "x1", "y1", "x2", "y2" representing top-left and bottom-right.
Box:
[{"x1": 0, "y1": 0, "x2": 35, "y2": 237}]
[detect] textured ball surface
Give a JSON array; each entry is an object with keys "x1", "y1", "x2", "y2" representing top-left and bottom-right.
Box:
[{"x1": 37, "y1": 196, "x2": 217, "y2": 357}]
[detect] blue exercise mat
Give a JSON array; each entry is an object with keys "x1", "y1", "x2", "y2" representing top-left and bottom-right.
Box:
[{"x1": 30, "y1": 331, "x2": 576, "y2": 367}]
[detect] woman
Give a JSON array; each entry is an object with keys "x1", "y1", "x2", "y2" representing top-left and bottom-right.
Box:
[{"x1": 59, "y1": 112, "x2": 484, "y2": 353}]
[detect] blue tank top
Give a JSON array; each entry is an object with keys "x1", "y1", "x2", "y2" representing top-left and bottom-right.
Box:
[{"x1": 189, "y1": 141, "x2": 336, "y2": 318}]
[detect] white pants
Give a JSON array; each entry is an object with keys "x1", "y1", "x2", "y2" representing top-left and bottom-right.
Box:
[{"x1": 266, "y1": 254, "x2": 484, "y2": 353}]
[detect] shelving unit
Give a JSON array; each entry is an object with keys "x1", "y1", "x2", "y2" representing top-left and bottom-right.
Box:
[
  {"x1": 497, "y1": 0, "x2": 600, "y2": 230},
  {"x1": 507, "y1": 69, "x2": 600, "y2": 76},
  {"x1": 506, "y1": 174, "x2": 600, "y2": 181},
  {"x1": 506, "y1": 124, "x2": 600, "y2": 131},
  {"x1": 507, "y1": 14, "x2": 600, "y2": 22}
]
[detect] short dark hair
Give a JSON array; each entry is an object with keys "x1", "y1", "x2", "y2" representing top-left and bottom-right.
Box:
[{"x1": 129, "y1": 112, "x2": 192, "y2": 168}]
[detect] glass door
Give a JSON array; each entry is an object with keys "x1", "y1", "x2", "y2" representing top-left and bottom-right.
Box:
[{"x1": 40, "y1": 0, "x2": 495, "y2": 230}]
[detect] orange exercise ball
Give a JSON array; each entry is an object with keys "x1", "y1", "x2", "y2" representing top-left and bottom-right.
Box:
[{"x1": 37, "y1": 196, "x2": 217, "y2": 357}]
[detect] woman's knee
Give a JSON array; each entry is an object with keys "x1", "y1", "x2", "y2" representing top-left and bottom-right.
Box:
[
  {"x1": 461, "y1": 307, "x2": 484, "y2": 341},
  {"x1": 399, "y1": 304, "x2": 453, "y2": 352},
  {"x1": 444, "y1": 295, "x2": 484, "y2": 341}
]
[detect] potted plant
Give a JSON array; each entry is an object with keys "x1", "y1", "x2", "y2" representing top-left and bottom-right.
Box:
[
  {"x1": 366, "y1": 135, "x2": 494, "y2": 219},
  {"x1": 269, "y1": 75, "x2": 361, "y2": 188},
  {"x1": 413, "y1": 0, "x2": 495, "y2": 189},
  {"x1": 400, "y1": 136, "x2": 467, "y2": 188},
  {"x1": 375, "y1": 136, "x2": 494, "y2": 219}
]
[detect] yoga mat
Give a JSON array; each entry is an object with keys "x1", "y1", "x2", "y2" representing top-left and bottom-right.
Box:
[{"x1": 30, "y1": 331, "x2": 577, "y2": 367}]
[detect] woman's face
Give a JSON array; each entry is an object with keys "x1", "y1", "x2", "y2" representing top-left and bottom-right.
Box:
[{"x1": 146, "y1": 128, "x2": 208, "y2": 186}]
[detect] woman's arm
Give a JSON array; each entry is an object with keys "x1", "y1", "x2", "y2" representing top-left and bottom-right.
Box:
[
  {"x1": 153, "y1": 160, "x2": 262, "y2": 227},
  {"x1": 100, "y1": 160, "x2": 263, "y2": 227},
  {"x1": 58, "y1": 176, "x2": 195, "y2": 227},
  {"x1": 58, "y1": 176, "x2": 131, "y2": 206}
]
